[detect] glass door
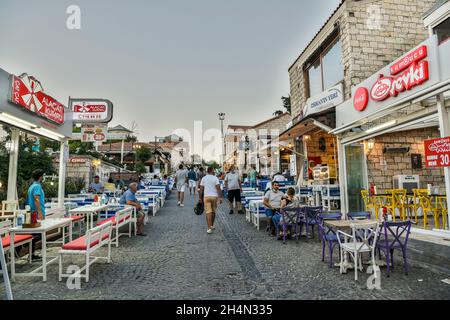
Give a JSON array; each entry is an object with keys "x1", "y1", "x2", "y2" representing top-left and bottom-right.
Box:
[{"x1": 345, "y1": 144, "x2": 367, "y2": 213}]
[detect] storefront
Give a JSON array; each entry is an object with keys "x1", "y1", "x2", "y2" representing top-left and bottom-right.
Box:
[
  {"x1": 0, "y1": 68, "x2": 72, "y2": 207},
  {"x1": 331, "y1": 33, "x2": 450, "y2": 234}
]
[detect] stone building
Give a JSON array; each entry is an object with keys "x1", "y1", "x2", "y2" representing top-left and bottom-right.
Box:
[{"x1": 282, "y1": 0, "x2": 445, "y2": 209}]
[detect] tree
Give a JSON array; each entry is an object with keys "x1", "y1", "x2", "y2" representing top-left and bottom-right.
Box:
[
  {"x1": 272, "y1": 110, "x2": 284, "y2": 116},
  {"x1": 135, "y1": 162, "x2": 147, "y2": 174},
  {"x1": 136, "y1": 146, "x2": 153, "y2": 163},
  {"x1": 281, "y1": 95, "x2": 291, "y2": 114}
]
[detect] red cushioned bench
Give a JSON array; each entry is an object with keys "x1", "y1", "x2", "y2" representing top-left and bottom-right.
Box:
[
  {"x1": 97, "y1": 207, "x2": 133, "y2": 248},
  {"x1": 58, "y1": 221, "x2": 113, "y2": 283}
]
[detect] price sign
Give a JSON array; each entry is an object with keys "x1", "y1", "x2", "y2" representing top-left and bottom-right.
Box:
[{"x1": 424, "y1": 137, "x2": 450, "y2": 168}]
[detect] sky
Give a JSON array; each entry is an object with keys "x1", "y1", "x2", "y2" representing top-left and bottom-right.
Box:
[{"x1": 0, "y1": 0, "x2": 340, "y2": 158}]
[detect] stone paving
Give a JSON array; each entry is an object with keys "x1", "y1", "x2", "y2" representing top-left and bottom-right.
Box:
[{"x1": 2, "y1": 193, "x2": 450, "y2": 300}]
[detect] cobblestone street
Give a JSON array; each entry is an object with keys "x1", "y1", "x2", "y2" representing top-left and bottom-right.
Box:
[{"x1": 3, "y1": 193, "x2": 450, "y2": 300}]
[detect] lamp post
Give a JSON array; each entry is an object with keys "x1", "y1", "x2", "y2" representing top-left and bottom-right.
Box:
[{"x1": 218, "y1": 113, "x2": 225, "y2": 167}]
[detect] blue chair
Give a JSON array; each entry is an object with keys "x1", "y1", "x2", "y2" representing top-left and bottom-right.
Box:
[
  {"x1": 318, "y1": 213, "x2": 342, "y2": 268},
  {"x1": 347, "y1": 212, "x2": 371, "y2": 220}
]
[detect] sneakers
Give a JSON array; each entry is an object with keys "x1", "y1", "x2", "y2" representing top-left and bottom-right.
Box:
[
  {"x1": 211, "y1": 225, "x2": 216, "y2": 230},
  {"x1": 229, "y1": 210, "x2": 234, "y2": 215},
  {"x1": 180, "y1": 203, "x2": 185, "y2": 207},
  {"x1": 207, "y1": 229, "x2": 213, "y2": 234},
  {"x1": 177, "y1": 201, "x2": 181, "y2": 206}
]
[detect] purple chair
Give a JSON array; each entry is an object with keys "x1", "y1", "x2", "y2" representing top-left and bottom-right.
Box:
[
  {"x1": 299, "y1": 206, "x2": 323, "y2": 240},
  {"x1": 277, "y1": 206, "x2": 302, "y2": 244},
  {"x1": 376, "y1": 221, "x2": 412, "y2": 277},
  {"x1": 318, "y1": 213, "x2": 342, "y2": 268}
]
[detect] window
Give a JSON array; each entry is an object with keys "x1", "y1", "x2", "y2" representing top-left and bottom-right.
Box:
[
  {"x1": 304, "y1": 35, "x2": 344, "y2": 98},
  {"x1": 434, "y1": 17, "x2": 450, "y2": 45}
]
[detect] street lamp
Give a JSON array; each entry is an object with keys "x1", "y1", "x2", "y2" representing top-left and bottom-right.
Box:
[{"x1": 218, "y1": 113, "x2": 225, "y2": 166}]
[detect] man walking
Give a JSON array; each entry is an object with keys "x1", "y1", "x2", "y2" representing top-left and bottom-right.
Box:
[
  {"x1": 199, "y1": 167, "x2": 223, "y2": 234},
  {"x1": 120, "y1": 182, "x2": 147, "y2": 236},
  {"x1": 187, "y1": 166, "x2": 198, "y2": 196},
  {"x1": 175, "y1": 164, "x2": 188, "y2": 207},
  {"x1": 224, "y1": 165, "x2": 244, "y2": 215}
]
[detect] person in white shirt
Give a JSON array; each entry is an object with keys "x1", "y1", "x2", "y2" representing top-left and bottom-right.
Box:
[
  {"x1": 273, "y1": 172, "x2": 287, "y2": 182},
  {"x1": 224, "y1": 165, "x2": 243, "y2": 215},
  {"x1": 175, "y1": 164, "x2": 189, "y2": 207},
  {"x1": 199, "y1": 166, "x2": 224, "y2": 234}
]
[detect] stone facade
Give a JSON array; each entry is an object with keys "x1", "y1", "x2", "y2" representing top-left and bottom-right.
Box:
[
  {"x1": 288, "y1": 0, "x2": 438, "y2": 119},
  {"x1": 367, "y1": 127, "x2": 445, "y2": 192}
]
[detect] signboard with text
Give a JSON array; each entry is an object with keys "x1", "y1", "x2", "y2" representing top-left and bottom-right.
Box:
[
  {"x1": 9, "y1": 74, "x2": 65, "y2": 124},
  {"x1": 70, "y1": 98, "x2": 113, "y2": 123},
  {"x1": 81, "y1": 123, "x2": 107, "y2": 142},
  {"x1": 424, "y1": 137, "x2": 450, "y2": 168},
  {"x1": 303, "y1": 83, "x2": 344, "y2": 118}
]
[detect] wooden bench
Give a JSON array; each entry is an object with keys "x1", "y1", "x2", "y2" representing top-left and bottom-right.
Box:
[{"x1": 58, "y1": 221, "x2": 113, "y2": 283}]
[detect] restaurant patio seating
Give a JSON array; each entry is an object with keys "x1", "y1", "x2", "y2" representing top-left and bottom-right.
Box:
[
  {"x1": 414, "y1": 189, "x2": 444, "y2": 229},
  {"x1": 58, "y1": 221, "x2": 113, "y2": 283},
  {"x1": 318, "y1": 213, "x2": 342, "y2": 268},
  {"x1": 385, "y1": 189, "x2": 407, "y2": 221},
  {"x1": 299, "y1": 206, "x2": 323, "y2": 240},
  {"x1": 376, "y1": 220, "x2": 412, "y2": 277},
  {"x1": 0, "y1": 220, "x2": 32, "y2": 264},
  {"x1": 97, "y1": 207, "x2": 133, "y2": 247},
  {"x1": 361, "y1": 190, "x2": 376, "y2": 218},
  {"x1": 337, "y1": 221, "x2": 380, "y2": 281}
]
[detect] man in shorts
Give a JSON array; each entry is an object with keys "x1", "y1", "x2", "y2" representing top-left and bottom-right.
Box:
[
  {"x1": 175, "y1": 164, "x2": 188, "y2": 207},
  {"x1": 225, "y1": 165, "x2": 244, "y2": 214},
  {"x1": 187, "y1": 167, "x2": 198, "y2": 196},
  {"x1": 199, "y1": 166, "x2": 223, "y2": 234}
]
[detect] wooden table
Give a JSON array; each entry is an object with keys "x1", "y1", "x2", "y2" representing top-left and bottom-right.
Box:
[{"x1": 10, "y1": 218, "x2": 73, "y2": 282}]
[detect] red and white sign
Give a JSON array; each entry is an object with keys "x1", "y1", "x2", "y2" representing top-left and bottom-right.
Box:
[
  {"x1": 81, "y1": 123, "x2": 107, "y2": 142},
  {"x1": 9, "y1": 74, "x2": 65, "y2": 124},
  {"x1": 424, "y1": 137, "x2": 450, "y2": 168},
  {"x1": 70, "y1": 99, "x2": 113, "y2": 123},
  {"x1": 354, "y1": 45, "x2": 430, "y2": 111}
]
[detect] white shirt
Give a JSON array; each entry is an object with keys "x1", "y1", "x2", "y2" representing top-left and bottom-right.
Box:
[
  {"x1": 200, "y1": 174, "x2": 220, "y2": 197},
  {"x1": 273, "y1": 174, "x2": 287, "y2": 182},
  {"x1": 225, "y1": 171, "x2": 240, "y2": 190}
]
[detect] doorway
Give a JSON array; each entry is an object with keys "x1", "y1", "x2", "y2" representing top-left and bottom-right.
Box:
[{"x1": 345, "y1": 144, "x2": 367, "y2": 213}]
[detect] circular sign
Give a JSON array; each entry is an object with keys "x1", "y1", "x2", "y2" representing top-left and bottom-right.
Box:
[
  {"x1": 94, "y1": 133, "x2": 105, "y2": 141},
  {"x1": 353, "y1": 87, "x2": 369, "y2": 111},
  {"x1": 370, "y1": 76, "x2": 392, "y2": 101}
]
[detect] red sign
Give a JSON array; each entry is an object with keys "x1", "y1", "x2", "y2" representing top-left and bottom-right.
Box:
[
  {"x1": 424, "y1": 137, "x2": 450, "y2": 168},
  {"x1": 390, "y1": 45, "x2": 427, "y2": 75},
  {"x1": 354, "y1": 45, "x2": 429, "y2": 111},
  {"x1": 73, "y1": 104, "x2": 106, "y2": 113},
  {"x1": 9, "y1": 74, "x2": 65, "y2": 124},
  {"x1": 94, "y1": 133, "x2": 105, "y2": 141},
  {"x1": 353, "y1": 87, "x2": 369, "y2": 111}
]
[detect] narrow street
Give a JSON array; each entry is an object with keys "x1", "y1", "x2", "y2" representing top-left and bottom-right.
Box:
[{"x1": 4, "y1": 193, "x2": 450, "y2": 300}]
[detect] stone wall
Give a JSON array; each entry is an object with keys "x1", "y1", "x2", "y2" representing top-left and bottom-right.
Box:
[
  {"x1": 289, "y1": 0, "x2": 437, "y2": 119},
  {"x1": 367, "y1": 127, "x2": 445, "y2": 192}
]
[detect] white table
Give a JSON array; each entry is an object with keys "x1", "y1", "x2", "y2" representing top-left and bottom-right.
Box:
[
  {"x1": 10, "y1": 218, "x2": 73, "y2": 282},
  {"x1": 69, "y1": 204, "x2": 109, "y2": 230}
]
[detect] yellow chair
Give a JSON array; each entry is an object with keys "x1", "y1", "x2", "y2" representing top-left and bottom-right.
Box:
[
  {"x1": 415, "y1": 190, "x2": 441, "y2": 229},
  {"x1": 436, "y1": 196, "x2": 448, "y2": 230},
  {"x1": 361, "y1": 190, "x2": 377, "y2": 218},
  {"x1": 385, "y1": 189, "x2": 407, "y2": 221}
]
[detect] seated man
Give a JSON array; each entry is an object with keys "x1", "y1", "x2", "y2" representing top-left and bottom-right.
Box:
[
  {"x1": 88, "y1": 175, "x2": 104, "y2": 194},
  {"x1": 263, "y1": 181, "x2": 285, "y2": 236},
  {"x1": 151, "y1": 175, "x2": 161, "y2": 186},
  {"x1": 119, "y1": 182, "x2": 147, "y2": 236}
]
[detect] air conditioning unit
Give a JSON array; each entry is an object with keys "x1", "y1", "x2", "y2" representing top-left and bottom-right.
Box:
[{"x1": 393, "y1": 175, "x2": 420, "y2": 193}]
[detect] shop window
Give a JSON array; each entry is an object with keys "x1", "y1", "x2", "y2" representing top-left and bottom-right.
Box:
[
  {"x1": 304, "y1": 35, "x2": 344, "y2": 98},
  {"x1": 433, "y1": 17, "x2": 450, "y2": 45}
]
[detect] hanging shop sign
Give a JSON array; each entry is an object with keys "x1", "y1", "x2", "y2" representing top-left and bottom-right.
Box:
[
  {"x1": 8, "y1": 73, "x2": 65, "y2": 124},
  {"x1": 424, "y1": 137, "x2": 450, "y2": 168},
  {"x1": 81, "y1": 123, "x2": 107, "y2": 142},
  {"x1": 336, "y1": 36, "x2": 440, "y2": 129},
  {"x1": 289, "y1": 154, "x2": 297, "y2": 176},
  {"x1": 69, "y1": 98, "x2": 113, "y2": 123},
  {"x1": 303, "y1": 83, "x2": 344, "y2": 118}
]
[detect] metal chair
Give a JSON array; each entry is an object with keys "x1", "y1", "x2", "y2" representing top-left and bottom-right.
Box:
[
  {"x1": 299, "y1": 206, "x2": 323, "y2": 240},
  {"x1": 276, "y1": 206, "x2": 302, "y2": 244}
]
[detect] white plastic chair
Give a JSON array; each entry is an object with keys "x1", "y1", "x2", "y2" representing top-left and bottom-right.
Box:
[
  {"x1": 0, "y1": 201, "x2": 19, "y2": 227},
  {"x1": 337, "y1": 221, "x2": 380, "y2": 281}
]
